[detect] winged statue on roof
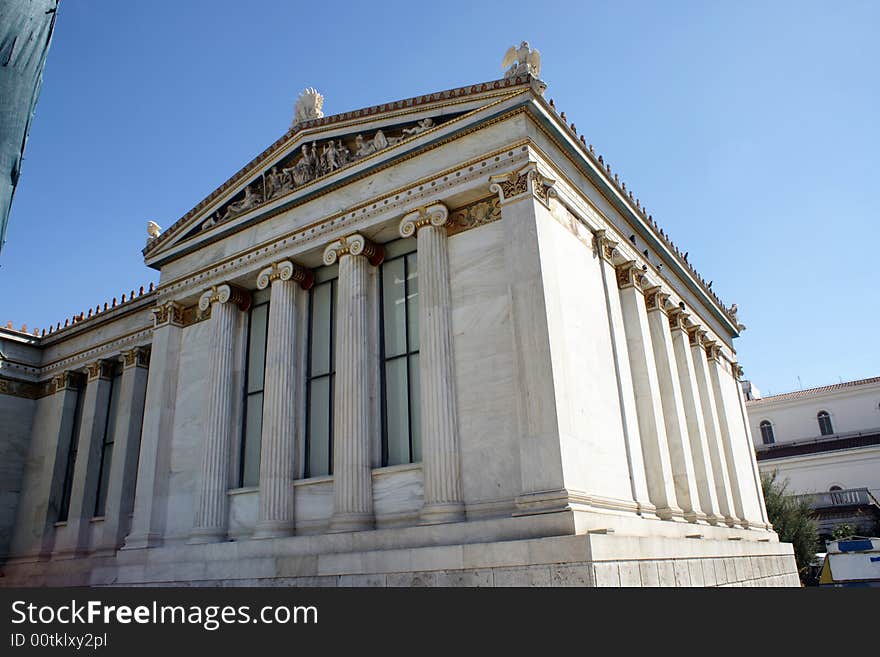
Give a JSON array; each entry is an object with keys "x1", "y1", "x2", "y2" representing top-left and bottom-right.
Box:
[{"x1": 502, "y1": 41, "x2": 541, "y2": 79}]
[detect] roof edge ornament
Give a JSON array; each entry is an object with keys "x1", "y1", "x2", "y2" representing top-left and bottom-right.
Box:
[
  {"x1": 502, "y1": 41, "x2": 541, "y2": 80},
  {"x1": 292, "y1": 87, "x2": 324, "y2": 128}
]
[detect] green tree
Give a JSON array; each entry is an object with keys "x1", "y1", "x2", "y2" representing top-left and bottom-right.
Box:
[
  {"x1": 760, "y1": 471, "x2": 819, "y2": 583},
  {"x1": 831, "y1": 523, "x2": 857, "y2": 541}
]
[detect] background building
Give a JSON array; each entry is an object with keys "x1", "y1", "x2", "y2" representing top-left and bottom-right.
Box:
[
  {"x1": 745, "y1": 377, "x2": 880, "y2": 540},
  {"x1": 0, "y1": 54, "x2": 797, "y2": 586}
]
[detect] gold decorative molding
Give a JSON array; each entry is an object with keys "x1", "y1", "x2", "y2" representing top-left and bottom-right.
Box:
[
  {"x1": 615, "y1": 261, "x2": 646, "y2": 292},
  {"x1": 687, "y1": 326, "x2": 705, "y2": 347},
  {"x1": 322, "y1": 233, "x2": 384, "y2": 267},
  {"x1": 446, "y1": 196, "x2": 501, "y2": 237},
  {"x1": 399, "y1": 202, "x2": 449, "y2": 238},
  {"x1": 152, "y1": 301, "x2": 185, "y2": 329},
  {"x1": 0, "y1": 375, "x2": 46, "y2": 400},
  {"x1": 668, "y1": 309, "x2": 689, "y2": 332},
  {"x1": 594, "y1": 229, "x2": 620, "y2": 264},
  {"x1": 123, "y1": 346, "x2": 151, "y2": 370},
  {"x1": 644, "y1": 286, "x2": 670, "y2": 314},
  {"x1": 87, "y1": 359, "x2": 117, "y2": 382},
  {"x1": 489, "y1": 163, "x2": 556, "y2": 207},
  {"x1": 198, "y1": 283, "x2": 252, "y2": 315},
  {"x1": 257, "y1": 260, "x2": 315, "y2": 291}
]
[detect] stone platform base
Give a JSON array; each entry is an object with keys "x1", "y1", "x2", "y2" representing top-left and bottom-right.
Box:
[{"x1": 0, "y1": 511, "x2": 800, "y2": 587}]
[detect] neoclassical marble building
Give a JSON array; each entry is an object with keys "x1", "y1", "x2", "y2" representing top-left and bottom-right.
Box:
[{"x1": 0, "y1": 55, "x2": 799, "y2": 586}]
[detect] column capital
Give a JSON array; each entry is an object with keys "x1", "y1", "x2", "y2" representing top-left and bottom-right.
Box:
[
  {"x1": 732, "y1": 362, "x2": 744, "y2": 380},
  {"x1": 644, "y1": 286, "x2": 670, "y2": 314},
  {"x1": 123, "y1": 346, "x2": 151, "y2": 370},
  {"x1": 399, "y1": 202, "x2": 449, "y2": 238},
  {"x1": 51, "y1": 370, "x2": 83, "y2": 394},
  {"x1": 593, "y1": 229, "x2": 623, "y2": 264},
  {"x1": 87, "y1": 358, "x2": 117, "y2": 382},
  {"x1": 489, "y1": 163, "x2": 556, "y2": 207},
  {"x1": 322, "y1": 233, "x2": 384, "y2": 267},
  {"x1": 256, "y1": 260, "x2": 314, "y2": 291},
  {"x1": 667, "y1": 309, "x2": 690, "y2": 332},
  {"x1": 152, "y1": 300, "x2": 185, "y2": 328},
  {"x1": 198, "y1": 283, "x2": 251, "y2": 314},
  {"x1": 686, "y1": 325, "x2": 705, "y2": 347},
  {"x1": 704, "y1": 339, "x2": 721, "y2": 362},
  {"x1": 615, "y1": 261, "x2": 647, "y2": 291}
]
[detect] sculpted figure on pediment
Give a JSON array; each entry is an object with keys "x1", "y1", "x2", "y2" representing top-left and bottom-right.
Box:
[
  {"x1": 402, "y1": 117, "x2": 435, "y2": 136},
  {"x1": 265, "y1": 166, "x2": 283, "y2": 200},
  {"x1": 335, "y1": 140, "x2": 351, "y2": 166},
  {"x1": 310, "y1": 142, "x2": 323, "y2": 176},
  {"x1": 284, "y1": 144, "x2": 315, "y2": 187},
  {"x1": 354, "y1": 129, "x2": 394, "y2": 159},
  {"x1": 223, "y1": 184, "x2": 262, "y2": 220},
  {"x1": 322, "y1": 140, "x2": 340, "y2": 173}
]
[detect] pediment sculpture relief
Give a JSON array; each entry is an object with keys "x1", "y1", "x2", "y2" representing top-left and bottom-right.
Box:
[{"x1": 200, "y1": 115, "x2": 449, "y2": 233}]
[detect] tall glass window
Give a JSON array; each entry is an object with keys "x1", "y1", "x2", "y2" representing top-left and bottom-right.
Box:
[
  {"x1": 94, "y1": 363, "x2": 123, "y2": 516},
  {"x1": 380, "y1": 238, "x2": 420, "y2": 467},
  {"x1": 817, "y1": 410, "x2": 834, "y2": 436},
  {"x1": 759, "y1": 420, "x2": 775, "y2": 445},
  {"x1": 240, "y1": 292, "x2": 270, "y2": 488},
  {"x1": 57, "y1": 374, "x2": 86, "y2": 522},
  {"x1": 305, "y1": 268, "x2": 337, "y2": 478}
]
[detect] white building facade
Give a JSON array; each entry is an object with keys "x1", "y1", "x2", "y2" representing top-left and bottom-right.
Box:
[
  {"x1": 745, "y1": 377, "x2": 880, "y2": 538},
  {"x1": 0, "y1": 66, "x2": 797, "y2": 586}
]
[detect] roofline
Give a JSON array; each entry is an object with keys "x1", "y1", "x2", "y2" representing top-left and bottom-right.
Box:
[{"x1": 747, "y1": 376, "x2": 880, "y2": 405}]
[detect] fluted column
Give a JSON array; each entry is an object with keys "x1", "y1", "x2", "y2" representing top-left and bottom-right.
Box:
[
  {"x1": 190, "y1": 283, "x2": 250, "y2": 543},
  {"x1": 124, "y1": 301, "x2": 184, "y2": 549},
  {"x1": 668, "y1": 312, "x2": 721, "y2": 525},
  {"x1": 688, "y1": 327, "x2": 737, "y2": 526},
  {"x1": 615, "y1": 263, "x2": 684, "y2": 521},
  {"x1": 706, "y1": 341, "x2": 748, "y2": 527},
  {"x1": 644, "y1": 287, "x2": 706, "y2": 524},
  {"x1": 324, "y1": 234, "x2": 384, "y2": 533},
  {"x1": 400, "y1": 204, "x2": 465, "y2": 524},
  {"x1": 253, "y1": 260, "x2": 313, "y2": 538}
]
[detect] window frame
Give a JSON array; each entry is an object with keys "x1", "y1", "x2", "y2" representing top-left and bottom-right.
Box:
[
  {"x1": 238, "y1": 294, "x2": 270, "y2": 488},
  {"x1": 817, "y1": 410, "x2": 834, "y2": 436},
  {"x1": 379, "y1": 239, "x2": 420, "y2": 468},
  {"x1": 759, "y1": 420, "x2": 775, "y2": 445},
  {"x1": 304, "y1": 271, "x2": 337, "y2": 479}
]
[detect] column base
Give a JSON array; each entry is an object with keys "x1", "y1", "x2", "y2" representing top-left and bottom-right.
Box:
[
  {"x1": 683, "y1": 511, "x2": 712, "y2": 525},
  {"x1": 121, "y1": 531, "x2": 164, "y2": 550},
  {"x1": 654, "y1": 505, "x2": 688, "y2": 522},
  {"x1": 635, "y1": 501, "x2": 660, "y2": 520},
  {"x1": 328, "y1": 512, "x2": 374, "y2": 534},
  {"x1": 188, "y1": 527, "x2": 228, "y2": 544},
  {"x1": 419, "y1": 502, "x2": 466, "y2": 525},
  {"x1": 252, "y1": 521, "x2": 294, "y2": 539}
]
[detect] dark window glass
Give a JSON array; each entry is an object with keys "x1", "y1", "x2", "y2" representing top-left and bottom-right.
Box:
[
  {"x1": 817, "y1": 411, "x2": 834, "y2": 436},
  {"x1": 57, "y1": 376, "x2": 86, "y2": 522},
  {"x1": 305, "y1": 277, "x2": 336, "y2": 477},
  {"x1": 240, "y1": 300, "x2": 269, "y2": 487},
  {"x1": 380, "y1": 247, "x2": 420, "y2": 466},
  {"x1": 759, "y1": 420, "x2": 775, "y2": 445},
  {"x1": 94, "y1": 365, "x2": 123, "y2": 516}
]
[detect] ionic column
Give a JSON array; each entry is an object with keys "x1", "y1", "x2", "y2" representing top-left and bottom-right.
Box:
[
  {"x1": 400, "y1": 204, "x2": 465, "y2": 524},
  {"x1": 324, "y1": 234, "x2": 384, "y2": 532},
  {"x1": 615, "y1": 263, "x2": 684, "y2": 521},
  {"x1": 99, "y1": 346, "x2": 150, "y2": 553},
  {"x1": 595, "y1": 233, "x2": 655, "y2": 518},
  {"x1": 55, "y1": 358, "x2": 116, "y2": 556},
  {"x1": 253, "y1": 260, "x2": 313, "y2": 538},
  {"x1": 732, "y1": 362, "x2": 771, "y2": 529},
  {"x1": 706, "y1": 341, "x2": 748, "y2": 527},
  {"x1": 668, "y1": 312, "x2": 721, "y2": 525},
  {"x1": 688, "y1": 328, "x2": 737, "y2": 526},
  {"x1": 125, "y1": 301, "x2": 184, "y2": 549},
  {"x1": 190, "y1": 283, "x2": 251, "y2": 543},
  {"x1": 644, "y1": 287, "x2": 706, "y2": 524}
]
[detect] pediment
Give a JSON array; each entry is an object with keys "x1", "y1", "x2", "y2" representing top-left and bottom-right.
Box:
[{"x1": 143, "y1": 76, "x2": 540, "y2": 268}]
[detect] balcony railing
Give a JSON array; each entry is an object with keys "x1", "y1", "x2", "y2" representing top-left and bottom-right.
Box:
[{"x1": 796, "y1": 488, "x2": 880, "y2": 510}]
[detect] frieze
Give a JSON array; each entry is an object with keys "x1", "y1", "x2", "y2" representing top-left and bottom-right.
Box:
[
  {"x1": 0, "y1": 375, "x2": 45, "y2": 400},
  {"x1": 444, "y1": 197, "x2": 498, "y2": 236}
]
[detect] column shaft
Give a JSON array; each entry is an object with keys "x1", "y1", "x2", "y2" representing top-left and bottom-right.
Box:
[
  {"x1": 669, "y1": 322, "x2": 721, "y2": 524},
  {"x1": 645, "y1": 296, "x2": 705, "y2": 523},
  {"x1": 254, "y1": 276, "x2": 298, "y2": 537},
  {"x1": 404, "y1": 211, "x2": 465, "y2": 524},
  {"x1": 329, "y1": 251, "x2": 375, "y2": 532},
  {"x1": 191, "y1": 294, "x2": 240, "y2": 542}
]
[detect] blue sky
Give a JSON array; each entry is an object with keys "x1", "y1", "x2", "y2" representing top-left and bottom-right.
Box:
[{"x1": 1, "y1": 0, "x2": 877, "y2": 396}]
